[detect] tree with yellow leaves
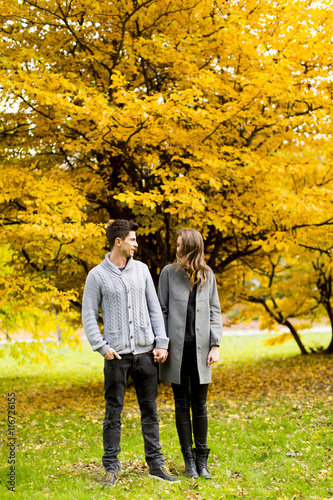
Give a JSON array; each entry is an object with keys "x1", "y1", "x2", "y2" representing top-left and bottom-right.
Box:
[
  {"x1": 1, "y1": 0, "x2": 333, "y2": 355},
  {"x1": 228, "y1": 227, "x2": 333, "y2": 355}
]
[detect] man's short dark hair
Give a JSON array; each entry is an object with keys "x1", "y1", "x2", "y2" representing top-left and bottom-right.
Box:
[{"x1": 106, "y1": 219, "x2": 139, "y2": 249}]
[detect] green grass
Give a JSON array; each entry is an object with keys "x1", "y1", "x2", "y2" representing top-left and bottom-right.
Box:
[{"x1": 1, "y1": 331, "x2": 333, "y2": 499}]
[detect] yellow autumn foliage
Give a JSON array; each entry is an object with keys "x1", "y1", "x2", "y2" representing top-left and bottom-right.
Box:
[{"x1": 1, "y1": 0, "x2": 333, "y2": 354}]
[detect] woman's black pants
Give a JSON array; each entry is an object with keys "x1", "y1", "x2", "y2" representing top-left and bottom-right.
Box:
[{"x1": 171, "y1": 341, "x2": 209, "y2": 450}]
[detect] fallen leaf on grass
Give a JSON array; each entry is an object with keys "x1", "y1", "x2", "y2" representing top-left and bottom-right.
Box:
[
  {"x1": 228, "y1": 471, "x2": 242, "y2": 479},
  {"x1": 238, "y1": 488, "x2": 248, "y2": 497},
  {"x1": 186, "y1": 492, "x2": 204, "y2": 500}
]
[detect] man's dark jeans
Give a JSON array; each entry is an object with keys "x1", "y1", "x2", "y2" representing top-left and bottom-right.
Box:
[{"x1": 103, "y1": 352, "x2": 164, "y2": 473}]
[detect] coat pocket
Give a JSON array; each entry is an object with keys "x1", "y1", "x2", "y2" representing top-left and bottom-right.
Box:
[{"x1": 136, "y1": 324, "x2": 154, "y2": 347}]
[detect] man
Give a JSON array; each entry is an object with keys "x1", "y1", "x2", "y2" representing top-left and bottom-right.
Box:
[{"x1": 82, "y1": 219, "x2": 179, "y2": 486}]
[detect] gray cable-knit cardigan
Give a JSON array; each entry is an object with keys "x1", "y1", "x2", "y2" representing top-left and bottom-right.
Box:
[
  {"x1": 82, "y1": 254, "x2": 169, "y2": 356},
  {"x1": 158, "y1": 263, "x2": 223, "y2": 384}
]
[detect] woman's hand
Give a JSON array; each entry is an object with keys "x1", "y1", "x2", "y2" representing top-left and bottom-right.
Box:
[{"x1": 207, "y1": 346, "x2": 219, "y2": 366}]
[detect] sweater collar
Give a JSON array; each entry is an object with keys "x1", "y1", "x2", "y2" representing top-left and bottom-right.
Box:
[{"x1": 103, "y1": 253, "x2": 134, "y2": 274}]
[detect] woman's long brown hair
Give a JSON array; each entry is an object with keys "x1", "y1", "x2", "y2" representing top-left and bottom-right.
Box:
[{"x1": 176, "y1": 228, "x2": 208, "y2": 291}]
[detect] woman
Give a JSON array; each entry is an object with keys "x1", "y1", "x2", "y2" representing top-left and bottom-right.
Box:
[{"x1": 158, "y1": 228, "x2": 223, "y2": 479}]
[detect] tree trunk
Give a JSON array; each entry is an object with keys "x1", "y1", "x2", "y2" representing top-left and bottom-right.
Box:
[
  {"x1": 284, "y1": 320, "x2": 308, "y2": 355},
  {"x1": 325, "y1": 334, "x2": 333, "y2": 354},
  {"x1": 56, "y1": 325, "x2": 62, "y2": 344},
  {"x1": 323, "y1": 301, "x2": 333, "y2": 353}
]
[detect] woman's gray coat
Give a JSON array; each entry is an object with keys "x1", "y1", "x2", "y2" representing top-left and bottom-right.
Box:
[{"x1": 158, "y1": 263, "x2": 223, "y2": 384}]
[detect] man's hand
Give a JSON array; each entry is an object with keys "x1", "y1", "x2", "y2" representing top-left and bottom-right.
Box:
[
  {"x1": 207, "y1": 346, "x2": 219, "y2": 366},
  {"x1": 104, "y1": 347, "x2": 122, "y2": 360},
  {"x1": 153, "y1": 348, "x2": 168, "y2": 363}
]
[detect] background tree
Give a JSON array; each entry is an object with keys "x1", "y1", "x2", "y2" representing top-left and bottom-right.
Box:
[
  {"x1": 1, "y1": 0, "x2": 333, "y2": 353},
  {"x1": 230, "y1": 238, "x2": 333, "y2": 355},
  {"x1": 0, "y1": 246, "x2": 81, "y2": 362}
]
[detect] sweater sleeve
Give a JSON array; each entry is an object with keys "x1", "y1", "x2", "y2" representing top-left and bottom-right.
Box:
[
  {"x1": 144, "y1": 265, "x2": 169, "y2": 350},
  {"x1": 82, "y1": 272, "x2": 110, "y2": 356},
  {"x1": 209, "y1": 272, "x2": 223, "y2": 347}
]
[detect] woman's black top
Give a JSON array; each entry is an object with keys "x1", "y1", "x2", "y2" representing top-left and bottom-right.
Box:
[{"x1": 185, "y1": 284, "x2": 197, "y2": 342}]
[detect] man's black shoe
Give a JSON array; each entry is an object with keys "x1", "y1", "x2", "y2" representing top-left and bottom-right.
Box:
[
  {"x1": 101, "y1": 471, "x2": 118, "y2": 487},
  {"x1": 149, "y1": 465, "x2": 180, "y2": 483}
]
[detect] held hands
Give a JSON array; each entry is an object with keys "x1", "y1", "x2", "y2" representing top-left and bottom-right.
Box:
[
  {"x1": 104, "y1": 347, "x2": 122, "y2": 361},
  {"x1": 153, "y1": 348, "x2": 168, "y2": 363},
  {"x1": 207, "y1": 346, "x2": 219, "y2": 366}
]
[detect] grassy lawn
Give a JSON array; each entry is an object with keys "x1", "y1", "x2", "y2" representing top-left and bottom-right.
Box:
[{"x1": 1, "y1": 331, "x2": 333, "y2": 499}]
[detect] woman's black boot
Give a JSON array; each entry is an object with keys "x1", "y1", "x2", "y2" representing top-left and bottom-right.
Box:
[
  {"x1": 181, "y1": 446, "x2": 199, "y2": 478},
  {"x1": 195, "y1": 448, "x2": 212, "y2": 479}
]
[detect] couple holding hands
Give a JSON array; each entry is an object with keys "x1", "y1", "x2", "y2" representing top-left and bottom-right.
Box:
[{"x1": 82, "y1": 219, "x2": 223, "y2": 486}]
